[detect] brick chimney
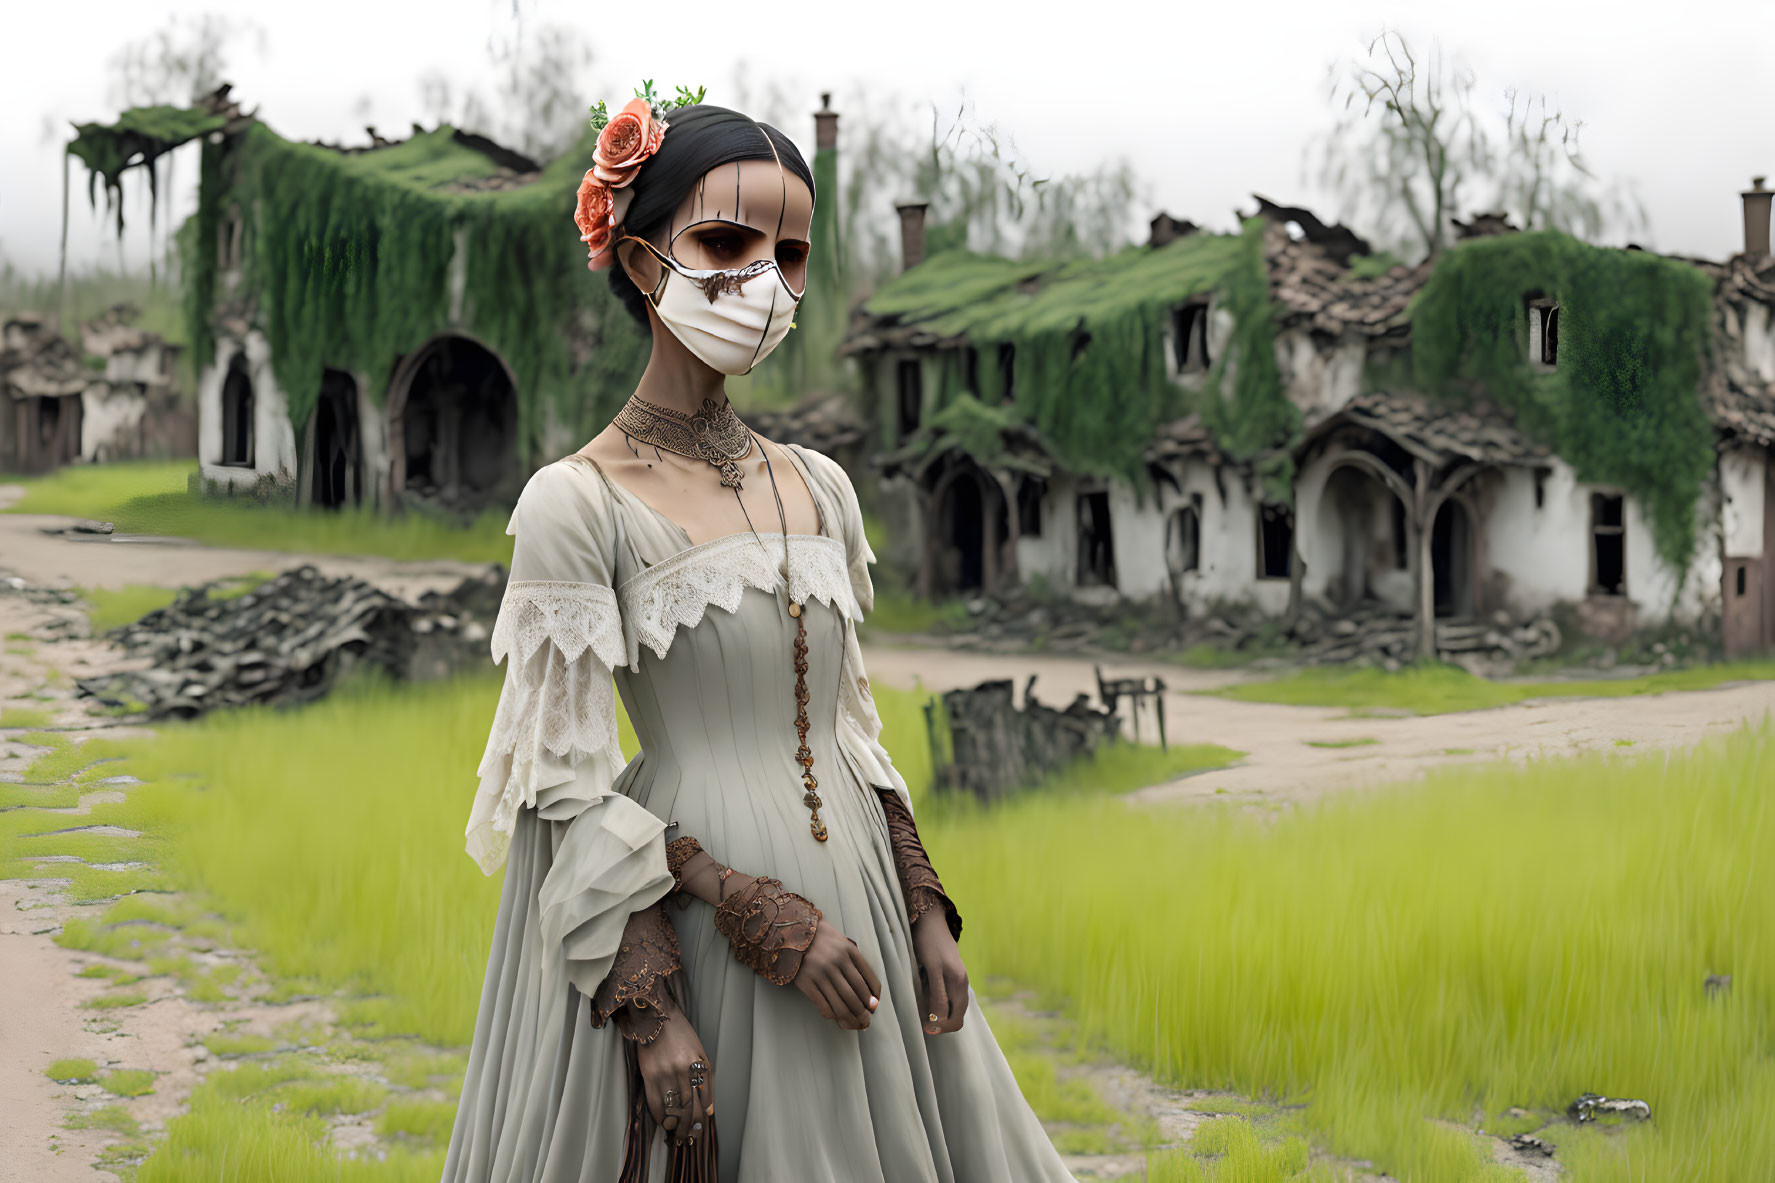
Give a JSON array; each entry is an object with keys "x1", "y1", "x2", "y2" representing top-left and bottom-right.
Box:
[
  {"x1": 813, "y1": 92, "x2": 837, "y2": 152},
  {"x1": 1744, "y1": 176, "x2": 1772, "y2": 259},
  {"x1": 894, "y1": 200, "x2": 929, "y2": 271}
]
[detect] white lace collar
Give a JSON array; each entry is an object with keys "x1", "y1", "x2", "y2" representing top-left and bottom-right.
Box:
[{"x1": 616, "y1": 531, "x2": 860, "y2": 670}]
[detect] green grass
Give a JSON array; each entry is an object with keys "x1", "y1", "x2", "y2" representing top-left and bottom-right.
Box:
[
  {"x1": 932, "y1": 723, "x2": 1775, "y2": 1182},
  {"x1": 376, "y1": 1097, "x2": 459, "y2": 1144},
  {"x1": 85, "y1": 990, "x2": 149, "y2": 1011},
  {"x1": 83, "y1": 573, "x2": 275, "y2": 634},
  {"x1": 101, "y1": 1068, "x2": 158, "y2": 1097},
  {"x1": 0, "y1": 705, "x2": 54, "y2": 728},
  {"x1": 45, "y1": 1057, "x2": 101, "y2": 1084},
  {"x1": 1147, "y1": 1115, "x2": 1332, "y2": 1181},
  {"x1": 26, "y1": 639, "x2": 1767, "y2": 1179},
  {"x1": 5, "y1": 460, "x2": 513, "y2": 562},
  {"x1": 859, "y1": 588, "x2": 974, "y2": 637},
  {"x1": 1215, "y1": 659, "x2": 1775, "y2": 715},
  {"x1": 1304, "y1": 737, "x2": 1379, "y2": 749},
  {"x1": 64, "y1": 1104, "x2": 143, "y2": 1136}
]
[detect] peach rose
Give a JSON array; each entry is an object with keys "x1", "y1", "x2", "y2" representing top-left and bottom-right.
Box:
[
  {"x1": 592, "y1": 97, "x2": 668, "y2": 189},
  {"x1": 575, "y1": 171, "x2": 616, "y2": 270}
]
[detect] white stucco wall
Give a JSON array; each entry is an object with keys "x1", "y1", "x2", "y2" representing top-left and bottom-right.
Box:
[
  {"x1": 1722, "y1": 447, "x2": 1768, "y2": 557},
  {"x1": 1018, "y1": 465, "x2": 1289, "y2": 615},
  {"x1": 1276, "y1": 329, "x2": 1367, "y2": 417},
  {"x1": 1480, "y1": 461, "x2": 1712, "y2": 624},
  {"x1": 197, "y1": 331, "x2": 298, "y2": 489},
  {"x1": 1743, "y1": 303, "x2": 1775, "y2": 385},
  {"x1": 79, "y1": 384, "x2": 148, "y2": 462}
]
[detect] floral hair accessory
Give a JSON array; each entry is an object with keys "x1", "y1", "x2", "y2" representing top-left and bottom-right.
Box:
[{"x1": 575, "y1": 81, "x2": 706, "y2": 271}]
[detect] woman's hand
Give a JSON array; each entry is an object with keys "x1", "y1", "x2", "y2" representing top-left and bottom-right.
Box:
[
  {"x1": 912, "y1": 909, "x2": 969, "y2": 1035},
  {"x1": 795, "y1": 924, "x2": 883, "y2": 1031},
  {"x1": 633, "y1": 1003, "x2": 715, "y2": 1148}
]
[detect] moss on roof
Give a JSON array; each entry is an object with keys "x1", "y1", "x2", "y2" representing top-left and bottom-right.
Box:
[
  {"x1": 864, "y1": 232, "x2": 1245, "y2": 340},
  {"x1": 860, "y1": 225, "x2": 1292, "y2": 491}
]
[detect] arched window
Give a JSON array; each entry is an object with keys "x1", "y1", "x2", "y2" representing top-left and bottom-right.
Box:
[
  {"x1": 220, "y1": 354, "x2": 254, "y2": 467},
  {"x1": 1166, "y1": 501, "x2": 1201, "y2": 575}
]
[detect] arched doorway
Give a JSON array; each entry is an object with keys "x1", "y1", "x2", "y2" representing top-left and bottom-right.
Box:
[
  {"x1": 1432, "y1": 498, "x2": 1475, "y2": 618},
  {"x1": 311, "y1": 369, "x2": 361, "y2": 508},
  {"x1": 1318, "y1": 463, "x2": 1407, "y2": 610},
  {"x1": 390, "y1": 335, "x2": 518, "y2": 513},
  {"x1": 938, "y1": 470, "x2": 986, "y2": 592},
  {"x1": 220, "y1": 353, "x2": 254, "y2": 467}
]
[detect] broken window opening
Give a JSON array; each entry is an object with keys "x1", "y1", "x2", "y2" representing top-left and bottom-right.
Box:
[
  {"x1": 1170, "y1": 301, "x2": 1210, "y2": 374},
  {"x1": 961, "y1": 345, "x2": 980, "y2": 395},
  {"x1": 997, "y1": 342, "x2": 1016, "y2": 401},
  {"x1": 1166, "y1": 500, "x2": 1201, "y2": 575},
  {"x1": 1527, "y1": 296, "x2": 1559, "y2": 368},
  {"x1": 895, "y1": 358, "x2": 923, "y2": 441},
  {"x1": 1017, "y1": 476, "x2": 1045, "y2": 538},
  {"x1": 1257, "y1": 502, "x2": 1294, "y2": 580},
  {"x1": 1391, "y1": 496, "x2": 1409, "y2": 569},
  {"x1": 1076, "y1": 490, "x2": 1117, "y2": 588},
  {"x1": 1590, "y1": 492, "x2": 1626, "y2": 596},
  {"x1": 1069, "y1": 323, "x2": 1092, "y2": 363},
  {"x1": 220, "y1": 353, "x2": 255, "y2": 467},
  {"x1": 1738, "y1": 564, "x2": 1748, "y2": 597}
]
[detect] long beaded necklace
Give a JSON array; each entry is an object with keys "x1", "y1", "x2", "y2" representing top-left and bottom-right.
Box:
[{"x1": 614, "y1": 393, "x2": 827, "y2": 842}]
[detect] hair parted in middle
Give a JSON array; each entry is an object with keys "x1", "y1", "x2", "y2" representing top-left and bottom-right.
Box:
[{"x1": 604, "y1": 104, "x2": 816, "y2": 331}]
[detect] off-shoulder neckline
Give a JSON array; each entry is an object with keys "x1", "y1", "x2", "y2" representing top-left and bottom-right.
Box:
[{"x1": 555, "y1": 443, "x2": 833, "y2": 553}]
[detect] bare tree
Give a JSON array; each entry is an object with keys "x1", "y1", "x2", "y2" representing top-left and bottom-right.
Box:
[
  {"x1": 1312, "y1": 29, "x2": 1649, "y2": 259},
  {"x1": 106, "y1": 13, "x2": 264, "y2": 109},
  {"x1": 1311, "y1": 30, "x2": 1490, "y2": 260},
  {"x1": 418, "y1": 18, "x2": 592, "y2": 162},
  {"x1": 1494, "y1": 89, "x2": 1647, "y2": 241}
]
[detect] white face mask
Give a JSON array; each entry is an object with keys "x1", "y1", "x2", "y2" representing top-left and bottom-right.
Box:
[{"x1": 623, "y1": 236, "x2": 802, "y2": 376}]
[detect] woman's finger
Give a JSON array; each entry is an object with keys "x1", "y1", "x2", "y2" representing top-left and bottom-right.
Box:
[
  {"x1": 939, "y1": 968, "x2": 968, "y2": 1032},
  {"x1": 673, "y1": 1065, "x2": 695, "y2": 1145},
  {"x1": 645, "y1": 1071, "x2": 666, "y2": 1126},
  {"x1": 923, "y1": 964, "x2": 949, "y2": 1035},
  {"x1": 802, "y1": 976, "x2": 840, "y2": 1023},
  {"x1": 824, "y1": 965, "x2": 870, "y2": 1028},
  {"x1": 849, "y1": 945, "x2": 883, "y2": 1001},
  {"x1": 839, "y1": 957, "x2": 878, "y2": 1018},
  {"x1": 815, "y1": 974, "x2": 859, "y2": 1028}
]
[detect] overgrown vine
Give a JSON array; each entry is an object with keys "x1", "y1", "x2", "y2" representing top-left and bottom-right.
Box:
[{"x1": 1410, "y1": 229, "x2": 1716, "y2": 573}]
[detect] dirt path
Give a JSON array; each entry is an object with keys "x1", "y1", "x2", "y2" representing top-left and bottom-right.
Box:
[{"x1": 857, "y1": 643, "x2": 1775, "y2": 806}]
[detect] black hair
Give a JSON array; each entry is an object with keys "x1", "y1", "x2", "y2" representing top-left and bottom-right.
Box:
[{"x1": 606, "y1": 104, "x2": 816, "y2": 330}]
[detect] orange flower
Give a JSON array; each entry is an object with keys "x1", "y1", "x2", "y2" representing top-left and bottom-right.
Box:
[
  {"x1": 575, "y1": 171, "x2": 616, "y2": 270},
  {"x1": 592, "y1": 97, "x2": 668, "y2": 188}
]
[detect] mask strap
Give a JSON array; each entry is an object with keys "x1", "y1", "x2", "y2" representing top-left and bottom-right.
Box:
[{"x1": 619, "y1": 235, "x2": 673, "y2": 306}]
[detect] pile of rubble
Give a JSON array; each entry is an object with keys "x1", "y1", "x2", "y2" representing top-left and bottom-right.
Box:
[
  {"x1": 931, "y1": 590, "x2": 1560, "y2": 672},
  {"x1": 75, "y1": 564, "x2": 506, "y2": 719}
]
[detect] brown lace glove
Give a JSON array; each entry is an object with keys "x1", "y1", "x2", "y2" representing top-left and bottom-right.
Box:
[
  {"x1": 877, "y1": 788, "x2": 962, "y2": 941},
  {"x1": 666, "y1": 835, "x2": 706, "y2": 898},
  {"x1": 589, "y1": 902, "x2": 683, "y2": 1044},
  {"x1": 712, "y1": 875, "x2": 822, "y2": 987}
]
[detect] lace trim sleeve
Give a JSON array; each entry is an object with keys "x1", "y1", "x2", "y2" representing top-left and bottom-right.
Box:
[{"x1": 466, "y1": 580, "x2": 628, "y2": 875}]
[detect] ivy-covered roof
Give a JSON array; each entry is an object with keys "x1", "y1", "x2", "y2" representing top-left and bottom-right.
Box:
[{"x1": 848, "y1": 231, "x2": 1245, "y2": 347}]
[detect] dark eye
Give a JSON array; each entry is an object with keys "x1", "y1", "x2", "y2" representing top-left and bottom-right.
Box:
[
  {"x1": 701, "y1": 233, "x2": 744, "y2": 259},
  {"x1": 777, "y1": 243, "x2": 807, "y2": 266}
]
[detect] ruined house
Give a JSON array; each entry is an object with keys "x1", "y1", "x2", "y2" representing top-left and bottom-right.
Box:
[
  {"x1": 843, "y1": 182, "x2": 1775, "y2": 658},
  {"x1": 0, "y1": 307, "x2": 190, "y2": 473}
]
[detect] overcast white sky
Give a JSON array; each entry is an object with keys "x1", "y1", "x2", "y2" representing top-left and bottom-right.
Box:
[{"x1": 4, "y1": 0, "x2": 1773, "y2": 279}]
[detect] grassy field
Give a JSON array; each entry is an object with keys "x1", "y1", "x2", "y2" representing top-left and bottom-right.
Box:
[
  {"x1": 8, "y1": 653, "x2": 1767, "y2": 1179},
  {"x1": 4, "y1": 460, "x2": 511, "y2": 563},
  {"x1": 931, "y1": 722, "x2": 1773, "y2": 1182},
  {"x1": 1215, "y1": 659, "x2": 1775, "y2": 715}
]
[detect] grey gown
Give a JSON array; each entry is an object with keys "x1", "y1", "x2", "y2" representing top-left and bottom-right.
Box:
[{"x1": 443, "y1": 445, "x2": 1077, "y2": 1183}]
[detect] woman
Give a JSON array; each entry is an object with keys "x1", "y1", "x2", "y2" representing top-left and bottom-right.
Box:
[{"x1": 443, "y1": 96, "x2": 1078, "y2": 1183}]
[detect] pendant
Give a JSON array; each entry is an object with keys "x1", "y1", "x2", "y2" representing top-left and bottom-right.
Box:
[{"x1": 717, "y1": 459, "x2": 744, "y2": 490}]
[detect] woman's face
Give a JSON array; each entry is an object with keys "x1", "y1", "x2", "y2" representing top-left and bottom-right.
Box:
[{"x1": 625, "y1": 157, "x2": 814, "y2": 296}]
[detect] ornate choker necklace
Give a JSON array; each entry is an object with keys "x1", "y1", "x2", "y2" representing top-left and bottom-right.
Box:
[{"x1": 612, "y1": 394, "x2": 753, "y2": 489}]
